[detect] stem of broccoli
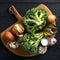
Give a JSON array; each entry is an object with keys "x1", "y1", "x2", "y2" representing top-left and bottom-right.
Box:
[{"x1": 25, "y1": 19, "x2": 36, "y2": 23}]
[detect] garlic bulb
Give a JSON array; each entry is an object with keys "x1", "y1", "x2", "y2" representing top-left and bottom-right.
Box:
[
  {"x1": 39, "y1": 46, "x2": 47, "y2": 54},
  {"x1": 8, "y1": 41, "x2": 19, "y2": 49},
  {"x1": 50, "y1": 38, "x2": 57, "y2": 46}
]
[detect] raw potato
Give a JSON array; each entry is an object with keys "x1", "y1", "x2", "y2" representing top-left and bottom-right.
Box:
[
  {"x1": 4, "y1": 31, "x2": 15, "y2": 41},
  {"x1": 12, "y1": 23, "x2": 25, "y2": 36},
  {"x1": 47, "y1": 15, "x2": 56, "y2": 24}
]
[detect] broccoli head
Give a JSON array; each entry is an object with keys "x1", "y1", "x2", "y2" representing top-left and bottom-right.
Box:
[
  {"x1": 18, "y1": 32, "x2": 44, "y2": 54},
  {"x1": 23, "y1": 8, "x2": 47, "y2": 33}
]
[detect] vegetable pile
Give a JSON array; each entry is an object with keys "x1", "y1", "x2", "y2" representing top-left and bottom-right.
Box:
[
  {"x1": 23, "y1": 8, "x2": 47, "y2": 33},
  {"x1": 5, "y1": 6, "x2": 57, "y2": 55}
]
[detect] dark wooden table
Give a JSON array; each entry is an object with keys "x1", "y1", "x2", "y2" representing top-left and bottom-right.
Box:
[{"x1": 0, "y1": 0, "x2": 60, "y2": 60}]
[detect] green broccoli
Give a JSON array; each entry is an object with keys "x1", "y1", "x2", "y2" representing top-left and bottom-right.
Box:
[
  {"x1": 23, "y1": 8, "x2": 47, "y2": 33},
  {"x1": 18, "y1": 32, "x2": 44, "y2": 54}
]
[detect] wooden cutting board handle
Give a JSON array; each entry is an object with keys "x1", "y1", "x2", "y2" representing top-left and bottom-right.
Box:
[
  {"x1": 0, "y1": 5, "x2": 23, "y2": 39},
  {"x1": 9, "y1": 5, "x2": 23, "y2": 22}
]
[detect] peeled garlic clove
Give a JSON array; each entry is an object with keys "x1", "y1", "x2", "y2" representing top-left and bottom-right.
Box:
[
  {"x1": 50, "y1": 38, "x2": 57, "y2": 46},
  {"x1": 39, "y1": 46, "x2": 47, "y2": 54},
  {"x1": 8, "y1": 41, "x2": 19, "y2": 49},
  {"x1": 41, "y1": 38, "x2": 49, "y2": 46}
]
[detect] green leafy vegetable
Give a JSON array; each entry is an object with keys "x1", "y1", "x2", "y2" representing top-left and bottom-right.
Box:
[
  {"x1": 18, "y1": 32, "x2": 44, "y2": 53},
  {"x1": 23, "y1": 8, "x2": 47, "y2": 33}
]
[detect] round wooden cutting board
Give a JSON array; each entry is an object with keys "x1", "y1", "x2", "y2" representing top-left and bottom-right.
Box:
[{"x1": 0, "y1": 4, "x2": 56, "y2": 57}]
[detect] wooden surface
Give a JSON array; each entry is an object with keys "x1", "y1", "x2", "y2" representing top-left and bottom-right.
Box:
[{"x1": 0, "y1": 0, "x2": 60, "y2": 60}]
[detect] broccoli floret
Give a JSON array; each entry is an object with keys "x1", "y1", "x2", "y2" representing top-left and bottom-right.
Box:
[
  {"x1": 23, "y1": 8, "x2": 47, "y2": 33},
  {"x1": 18, "y1": 32, "x2": 44, "y2": 54}
]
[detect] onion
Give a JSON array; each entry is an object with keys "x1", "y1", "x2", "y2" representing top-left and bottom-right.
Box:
[
  {"x1": 47, "y1": 15, "x2": 56, "y2": 24},
  {"x1": 4, "y1": 31, "x2": 15, "y2": 41},
  {"x1": 12, "y1": 23, "x2": 25, "y2": 36},
  {"x1": 41, "y1": 38, "x2": 49, "y2": 46}
]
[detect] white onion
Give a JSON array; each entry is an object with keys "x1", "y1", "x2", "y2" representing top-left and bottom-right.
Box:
[{"x1": 41, "y1": 38, "x2": 49, "y2": 46}]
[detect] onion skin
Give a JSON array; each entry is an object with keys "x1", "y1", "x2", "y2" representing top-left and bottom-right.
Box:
[
  {"x1": 47, "y1": 15, "x2": 56, "y2": 24},
  {"x1": 4, "y1": 31, "x2": 15, "y2": 41},
  {"x1": 43, "y1": 24, "x2": 57, "y2": 38},
  {"x1": 12, "y1": 24, "x2": 25, "y2": 36}
]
